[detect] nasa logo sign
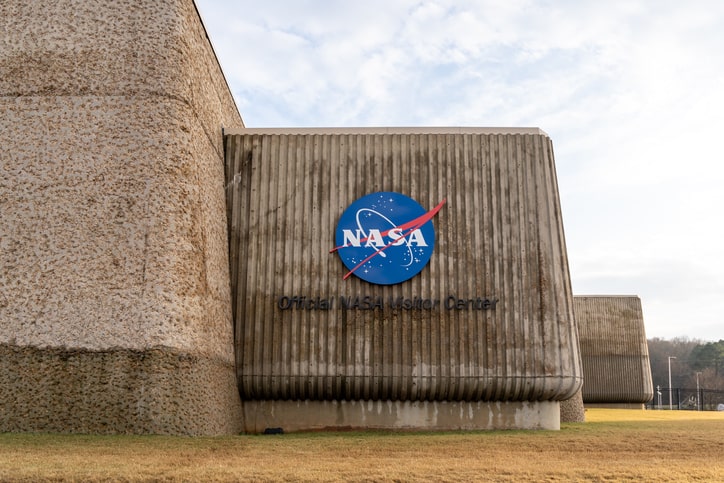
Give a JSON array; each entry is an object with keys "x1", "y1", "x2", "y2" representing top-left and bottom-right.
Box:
[{"x1": 332, "y1": 192, "x2": 446, "y2": 285}]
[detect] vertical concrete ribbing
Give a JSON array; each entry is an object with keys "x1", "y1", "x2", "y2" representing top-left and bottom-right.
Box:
[
  {"x1": 575, "y1": 296, "x2": 654, "y2": 404},
  {"x1": 226, "y1": 130, "x2": 581, "y2": 403}
]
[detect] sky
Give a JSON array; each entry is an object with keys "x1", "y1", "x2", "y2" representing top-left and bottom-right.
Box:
[{"x1": 195, "y1": 0, "x2": 724, "y2": 341}]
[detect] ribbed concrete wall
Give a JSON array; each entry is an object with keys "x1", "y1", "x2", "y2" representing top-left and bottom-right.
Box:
[
  {"x1": 575, "y1": 296, "x2": 654, "y2": 404},
  {"x1": 1, "y1": 0, "x2": 244, "y2": 435},
  {"x1": 225, "y1": 128, "x2": 582, "y2": 404}
]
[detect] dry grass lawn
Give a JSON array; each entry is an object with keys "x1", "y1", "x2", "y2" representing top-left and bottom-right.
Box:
[{"x1": 1, "y1": 409, "x2": 723, "y2": 482}]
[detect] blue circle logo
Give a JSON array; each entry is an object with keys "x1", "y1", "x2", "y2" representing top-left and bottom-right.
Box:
[{"x1": 332, "y1": 192, "x2": 445, "y2": 285}]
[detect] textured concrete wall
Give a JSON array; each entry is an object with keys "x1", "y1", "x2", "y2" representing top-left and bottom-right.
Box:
[
  {"x1": 0, "y1": 0, "x2": 244, "y2": 435},
  {"x1": 560, "y1": 389, "x2": 585, "y2": 423},
  {"x1": 574, "y1": 296, "x2": 654, "y2": 405},
  {"x1": 225, "y1": 129, "x2": 582, "y2": 419}
]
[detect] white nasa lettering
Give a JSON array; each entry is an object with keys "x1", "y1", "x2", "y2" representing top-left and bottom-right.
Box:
[
  {"x1": 407, "y1": 229, "x2": 428, "y2": 247},
  {"x1": 388, "y1": 228, "x2": 406, "y2": 246},
  {"x1": 342, "y1": 229, "x2": 363, "y2": 247},
  {"x1": 365, "y1": 229, "x2": 385, "y2": 248},
  {"x1": 360, "y1": 228, "x2": 428, "y2": 248},
  {"x1": 344, "y1": 225, "x2": 428, "y2": 250}
]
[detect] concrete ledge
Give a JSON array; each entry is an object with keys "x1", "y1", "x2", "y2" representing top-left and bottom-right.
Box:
[
  {"x1": 242, "y1": 400, "x2": 561, "y2": 433},
  {"x1": 225, "y1": 126, "x2": 548, "y2": 136},
  {"x1": 584, "y1": 403, "x2": 647, "y2": 410}
]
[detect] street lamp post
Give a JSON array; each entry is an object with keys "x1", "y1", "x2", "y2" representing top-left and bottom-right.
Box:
[{"x1": 668, "y1": 356, "x2": 676, "y2": 410}]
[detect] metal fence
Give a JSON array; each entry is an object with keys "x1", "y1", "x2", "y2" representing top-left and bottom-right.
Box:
[{"x1": 648, "y1": 387, "x2": 724, "y2": 411}]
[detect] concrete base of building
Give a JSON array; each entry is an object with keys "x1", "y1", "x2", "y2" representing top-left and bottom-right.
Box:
[
  {"x1": 584, "y1": 403, "x2": 647, "y2": 410},
  {"x1": 241, "y1": 399, "x2": 561, "y2": 433},
  {"x1": 0, "y1": 344, "x2": 243, "y2": 436},
  {"x1": 560, "y1": 389, "x2": 586, "y2": 422}
]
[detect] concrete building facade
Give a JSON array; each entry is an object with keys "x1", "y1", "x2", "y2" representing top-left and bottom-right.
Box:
[
  {"x1": 574, "y1": 296, "x2": 654, "y2": 409},
  {"x1": 2, "y1": 0, "x2": 588, "y2": 434},
  {"x1": 225, "y1": 129, "x2": 583, "y2": 431},
  {"x1": 0, "y1": 0, "x2": 244, "y2": 435}
]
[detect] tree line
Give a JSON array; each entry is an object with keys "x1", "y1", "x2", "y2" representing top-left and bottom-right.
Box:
[{"x1": 648, "y1": 337, "x2": 724, "y2": 391}]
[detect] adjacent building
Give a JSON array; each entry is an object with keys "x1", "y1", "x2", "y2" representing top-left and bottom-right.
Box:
[{"x1": 575, "y1": 296, "x2": 654, "y2": 409}]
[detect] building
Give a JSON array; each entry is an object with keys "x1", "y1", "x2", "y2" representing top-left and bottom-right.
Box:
[
  {"x1": 1, "y1": 0, "x2": 243, "y2": 435},
  {"x1": 575, "y1": 296, "x2": 654, "y2": 409},
  {"x1": 1, "y1": 0, "x2": 584, "y2": 434},
  {"x1": 225, "y1": 129, "x2": 583, "y2": 431}
]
